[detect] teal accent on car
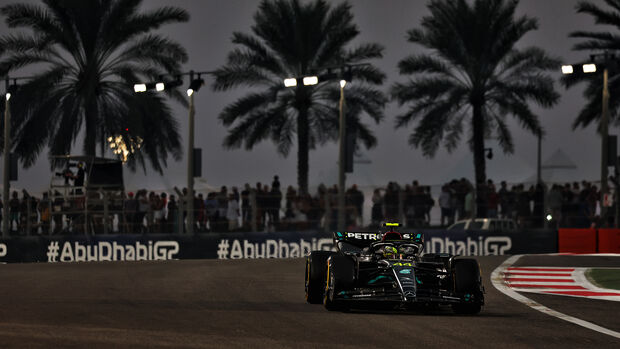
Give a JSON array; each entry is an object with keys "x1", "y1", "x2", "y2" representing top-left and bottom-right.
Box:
[
  {"x1": 368, "y1": 275, "x2": 389, "y2": 284},
  {"x1": 399, "y1": 269, "x2": 412, "y2": 274},
  {"x1": 416, "y1": 277, "x2": 422, "y2": 284}
]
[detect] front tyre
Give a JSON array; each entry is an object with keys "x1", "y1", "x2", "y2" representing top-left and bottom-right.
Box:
[
  {"x1": 323, "y1": 255, "x2": 354, "y2": 311},
  {"x1": 323, "y1": 265, "x2": 341, "y2": 311},
  {"x1": 451, "y1": 258, "x2": 483, "y2": 315},
  {"x1": 305, "y1": 251, "x2": 333, "y2": 304}
]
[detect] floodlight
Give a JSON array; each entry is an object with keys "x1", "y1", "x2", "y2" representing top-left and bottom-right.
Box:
[
  {"x1": 284, "y1": 78, "x2": 297, "y2": 87},
  {"x1": 302, "y1": 76, "x2": 318, "y2": 86},
  {"x1": 561, "y1": 65, "x2": 574, "y2": 75},
  {"x1": 582, "y1": 64, "x2": 597, "y2": 73},
  {"x1": 134, "y1": 83, "x2": 147, "y2": 93}
]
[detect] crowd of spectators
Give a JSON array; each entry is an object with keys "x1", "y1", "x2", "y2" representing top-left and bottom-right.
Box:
[{"x1": 0, "y1": 175, "x2": 613, "y2": 235}]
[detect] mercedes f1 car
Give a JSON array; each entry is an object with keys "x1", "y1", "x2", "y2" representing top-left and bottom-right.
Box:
[{"x1": 305, "y1": 223, "x2": 484, "y2": 313}]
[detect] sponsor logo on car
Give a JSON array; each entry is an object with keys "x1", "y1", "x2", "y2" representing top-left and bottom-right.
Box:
[{"x1": 346, "y1": 232, "x2": 379, "y2": 240}]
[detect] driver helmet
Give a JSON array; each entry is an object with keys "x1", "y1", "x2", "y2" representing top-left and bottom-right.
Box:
[{"x1": 383, "y1": 245, "x2": 398, "y2": 259}]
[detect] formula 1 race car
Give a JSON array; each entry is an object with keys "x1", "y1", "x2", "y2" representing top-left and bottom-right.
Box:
[{"x1": 305, "y1": 223, "x2": 484, "y2": 313}]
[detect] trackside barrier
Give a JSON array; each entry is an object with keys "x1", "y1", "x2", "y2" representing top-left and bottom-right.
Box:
[
  {"x1": 597, "y1": 229, "x2": 620, "y2": 253},
  {"x1": 0, "y1": 229, "x2": 558, "y2": 263},
  {"x1": 558, "y1": 228, "x2": 597, "y2": 253}
]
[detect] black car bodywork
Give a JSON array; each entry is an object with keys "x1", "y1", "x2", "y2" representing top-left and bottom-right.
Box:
[{"x1": 305, "y1": 225, "x2": 484, "y2": 313}]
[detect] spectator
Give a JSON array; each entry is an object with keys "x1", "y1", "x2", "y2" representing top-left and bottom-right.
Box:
[
  {"x1": 423, "y1": 186, "x2": 434, "y2": 224},
  {"x1": 155, "y1": 193, "x2": 167, "y2": 233},
  {"x1": 548, "y1": 184, "x2": 563, "y2": 227},
  {"x1": 124, "y1": 192, "x2": 137, "y2": 233},
  {"x1": 384, "y1": 182, "x2": 399, "y2": 221},
  {"x1": 348, "y1": 184, "x2": 364, "y2": 226},
  {"x1": 9, "y1": 191, "x2": 20, "y2": 233},
  {"x1": 314, "y1": 184, "x2": 327, "y2": 229},
  {"x1": 205, "y1": 192, "x2": 218, "y2": 231},
  {"x1": 272, "y1": 175, "x2": 280, "y2": 191},
  {"x1": 255, "y1": 183, "x2": 263, "y2": 230},
  {"x1": 137, "y1": 190, "x2": 149, "y2": 233},
  {"x1": 516, "y1": 185, "x2": 531, "y2": 228},
  {"x1": 196, "y1": 193, "x2": 206, "y2": 232},
  {"x1": 498, "y1": 181, "x2": 511, "y2": 219},
  {"x1": 487, "y1": 183, "x2": 499, "y2": 218},
  {"x1": 270, "y1": 184, "x2": 282, "y2": 230},
  {"x1": 241, "y1": 184, "x2": 251, "y2": 229},
  {"x1": 167, "y1": 194, "x2": 178, "y2": 234},
  {"x1": 74, "y1": 162, "x2": 85, "y2": 194},
  {"x1": 39, "y1": 193, "x2": 51, "y2": 234},
  {"x1": 285, "y1": 186, "x2": 297, "y2": 220},
  {"x1": 439, "y1": 185, "x2": 452, "y2": 226},
  {"x1": 464, "y1": 186, "x2": 475, "y2": 219},
  {"x1": 52, "y1": 191, "x2": 64, "y2": 234},
  {"x1": 261, "y1": 185, "x2": 270, "y2": 230},
  {"x1": 231, "y1": 186, "x2": 240, "y2": 202},
  {"x1": 404, "y1": 185, "x2": 415, "y2": 227},
  {"x1": 147, "y1": 191, "x2": 156, "y2": 232},
  {"x1": 454, "y1": 179, "x2": 468, "y2": 220},
  {"x1": 217, "y1": 186, "x2": 229, "y2": 231},
  {"x1": 371, "y1": 188, "x2": 384, "y2": 227},
  {"x1": 226, "y1": 193, "x2": 240, "y2": 231}
]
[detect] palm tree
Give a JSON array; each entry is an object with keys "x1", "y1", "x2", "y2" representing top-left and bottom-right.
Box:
[
  {"x1": 563, "y1": 1, "x2": 620, "y2": 129},
  {"x1": 212, "y1": 0, "x2": 386, "y2": 194},
  {"x1": 0, "y1": 0, "x2": 189, "y2": 172},
  {"x1": 391, "y1": 0, "x2": 559, "y2": 217}
]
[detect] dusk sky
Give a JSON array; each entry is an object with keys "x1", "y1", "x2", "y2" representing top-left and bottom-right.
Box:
[{"x1": 0, "y1": 0, "x2": 610, "y2": 194}]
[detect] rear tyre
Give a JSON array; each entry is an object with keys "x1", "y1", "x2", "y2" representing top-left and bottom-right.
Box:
[
  {"x1": 323, "y1": 255, "x2": 355, "y2": 311},
  {"x1": 451, "y1": 258, "x2": 483, "y2": 315},
  {"x1": 305, "y1": 251, "x2": 333, "y2": 304}
]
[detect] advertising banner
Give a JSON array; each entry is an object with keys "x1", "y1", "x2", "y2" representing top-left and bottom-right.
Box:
[{"x1": 0, "y1": 229, "x2": 557, "y2": 263}]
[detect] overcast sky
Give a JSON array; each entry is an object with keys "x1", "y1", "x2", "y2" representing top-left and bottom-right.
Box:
[{"x1": 0, "y1": 0, "x2": 610, "y2": 194}]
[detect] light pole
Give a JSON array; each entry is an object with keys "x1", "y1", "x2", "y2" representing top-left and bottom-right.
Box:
[
  {"x1": 283, "y1": 69, "x2": 353, "y2": 232},
  {"x1": 562, "y1": 55, "x2": 612, "y2": 225},
  {"x1": 2, "y1": 78, "x2": 10, "y2": 237},
  {"x1": 2, "y1": 76, "x2": 25, "y2": 237},
  {"x1": 134, "y1": 70, "x2": 209, "y2": 235},
  {"x1": 338, "y1": 79, "x2": 347, "y2": 233}
]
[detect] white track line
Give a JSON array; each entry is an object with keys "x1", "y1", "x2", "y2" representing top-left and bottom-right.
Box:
[{"x1": 491, "y1": 255, "x2": 620, "y2": 339}]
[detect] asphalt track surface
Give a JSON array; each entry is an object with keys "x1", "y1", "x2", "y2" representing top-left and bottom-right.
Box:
[{"x1": 1, "y1": 256, "x2": 619, "y2": 348}]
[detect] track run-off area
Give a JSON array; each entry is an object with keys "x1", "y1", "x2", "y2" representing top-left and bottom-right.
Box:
[{"x1": 0, "y1": 255, "x2": 619, "y2": 348}]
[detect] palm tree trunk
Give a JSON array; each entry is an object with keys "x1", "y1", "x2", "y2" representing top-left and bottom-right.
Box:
[
  {"x1": 84, "y1": 102, "x2": 97, "y2": 156},
  {"x1": 472, "y1": 102, "x2": 487, "y2": 218},
  {"x1": 297, "y1": 106, "x2": 309, "y2": 195}
]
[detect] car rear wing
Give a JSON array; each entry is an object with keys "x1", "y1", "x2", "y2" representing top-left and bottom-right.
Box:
[
  {"x1": 333, "y1": 231, "x2": 424, "y2": 249},
  {"x1": 334, "y1": 231, "x2": 380, "y2": 249}
]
